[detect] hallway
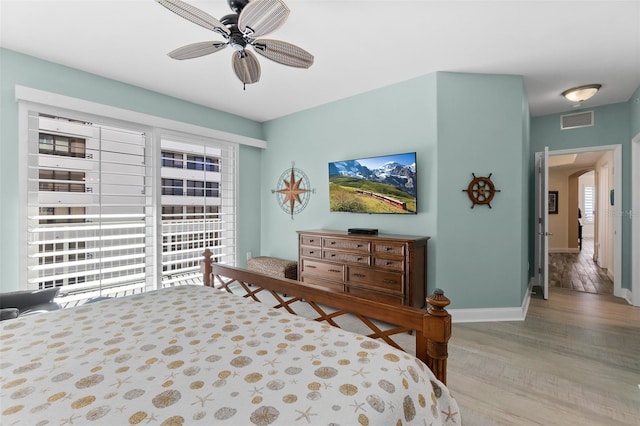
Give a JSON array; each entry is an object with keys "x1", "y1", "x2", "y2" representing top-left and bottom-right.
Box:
[{"x1": 549, "y1": 237, "x2": 613, "y2": 295}]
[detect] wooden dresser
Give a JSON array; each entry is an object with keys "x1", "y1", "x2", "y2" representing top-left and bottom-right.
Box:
[{"x1": 297, "y1": 230, "x2": 429, "y2": 308}]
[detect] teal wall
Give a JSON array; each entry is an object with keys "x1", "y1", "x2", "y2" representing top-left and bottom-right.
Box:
[
  {"x1": 7, "y1": 45, "x2": 633, "y2": 312},
  {"x1": 0, "y1": 48, "x2": 264, "y2": 292},
  {"x1": 435, "y1": 73, "x2": 529, "y2": 308},
  {"x1": 261, "y1": 73, "x2": 438, "y2": 289},
  {"x1": 531, "y1": 99, "x2": 638, "y2": 293},
  {"x1": 262, "y1": 72, "x2": 529, "y2": 309}
]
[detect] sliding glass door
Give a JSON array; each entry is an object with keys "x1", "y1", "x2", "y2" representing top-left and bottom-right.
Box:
[{"x1": 24, "y1": 110, "x2": 238, "y2": 303}]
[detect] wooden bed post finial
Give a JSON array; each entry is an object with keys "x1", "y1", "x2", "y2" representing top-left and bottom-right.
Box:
[
  {"x1": 202, "y1": 249, "x2": 212, "y2": 286},
  {"x1": 424, "y1": 288, "x2": 452, "y2": 384},
  {"x1": 427, "y1": 288, "x2": 450, "y2": 315}
]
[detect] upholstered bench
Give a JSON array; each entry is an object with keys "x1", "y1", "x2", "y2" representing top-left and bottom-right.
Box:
[{"x1": 247, "y1": 256, "x2": 298, "y2": 280}]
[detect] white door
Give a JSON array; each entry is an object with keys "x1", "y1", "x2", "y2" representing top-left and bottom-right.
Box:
[
  {"x1": 534, "y1": 147, "x2": 550, "y2": 299},
  {"x1": 633, "y1": 134, "x2": 640, "y2": 307}
]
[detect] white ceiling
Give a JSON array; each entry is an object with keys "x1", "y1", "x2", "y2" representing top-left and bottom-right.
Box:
[
  {"x1": 549, "y1": 151, "x2": 605, "y2": 171},
  {"x1": 1, "y1": 0, "x2": 639, "y2": 123}
]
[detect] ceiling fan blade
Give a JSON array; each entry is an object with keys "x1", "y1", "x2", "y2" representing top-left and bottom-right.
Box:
[
  {"x1": 238, "y1": 0, "x2": 289, "y2": 38},
  {"x1": 232, "y1": 50, "x2": 261, "y2": 85},
  {"x1": 168, "y1": 42, "x2": 228, "y2": 60},
  {"x1": 252, "y1": 39, "x2": 313, "y2": 68},
  {"x1": 156, "y1": 0, "x2": 230, "y2": 37}
]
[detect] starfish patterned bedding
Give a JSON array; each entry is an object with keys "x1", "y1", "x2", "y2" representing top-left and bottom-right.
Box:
[{"x1": 1, "y1": 285, "x2": 460, "y2": 425}]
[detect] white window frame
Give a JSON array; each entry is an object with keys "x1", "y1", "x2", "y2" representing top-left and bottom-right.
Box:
[{"x1": 16, "y1": 85, "x2": 266, "y2": 295}]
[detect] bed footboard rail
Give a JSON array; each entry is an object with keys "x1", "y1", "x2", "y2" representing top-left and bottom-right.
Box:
[{"x1": 203, "y1": 250, "x2": 451, "y2": 384}]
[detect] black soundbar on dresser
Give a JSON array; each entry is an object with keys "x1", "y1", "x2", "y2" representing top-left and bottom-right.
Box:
[{"x1": 347, "y1": 228, "x2": 378, "y2": 235}]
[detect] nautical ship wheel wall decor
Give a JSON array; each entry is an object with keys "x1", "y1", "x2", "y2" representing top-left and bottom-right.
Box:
[
  {"x1": 462, "y1": 173, "x2": 501, "y2": 208},
  {"x1": 272, "y1": 162, "x2": 314, "y2": 219}
]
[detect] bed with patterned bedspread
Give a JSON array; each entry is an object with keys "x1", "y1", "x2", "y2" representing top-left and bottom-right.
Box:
[{"x1": 0, "y1": 285, "x2": 460, "y2": 425}]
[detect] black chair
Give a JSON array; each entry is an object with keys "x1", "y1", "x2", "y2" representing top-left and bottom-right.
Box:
[{"x1": 0, "y1": 288, "x2": 61, "y2": 321}]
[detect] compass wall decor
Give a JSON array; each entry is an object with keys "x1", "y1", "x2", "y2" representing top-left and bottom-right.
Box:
[{"x1": 271, "y1": 162, "x2": 314, "y2": 219}]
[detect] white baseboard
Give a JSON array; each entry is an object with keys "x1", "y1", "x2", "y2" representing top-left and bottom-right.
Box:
[
  {"x1": 449, "y1": 281, "x2": 533, "y2": 323},
  {"x1": 620, "y1": 288, "x2": 633, "y2": 305}
]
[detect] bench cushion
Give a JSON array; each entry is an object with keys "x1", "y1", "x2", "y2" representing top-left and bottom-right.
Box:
[{"x1": 247, "y1": 256, "x2": 297, "y2": 280}]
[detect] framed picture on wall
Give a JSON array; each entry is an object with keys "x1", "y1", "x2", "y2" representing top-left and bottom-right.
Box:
[{"x1": 548, "y1": 191, "x2": 558, "y2": 214}]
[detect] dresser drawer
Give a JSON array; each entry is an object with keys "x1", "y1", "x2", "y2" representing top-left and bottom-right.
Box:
[
  {"x1": 323, "y1": 250, "x2": 370, "y2": 266},
  {"x1": 373, "y1": 257, "x2": 404, "y2": 271},
  {"x1": 346, "y1": 286, "x2": 403, "y2": 305},
  {"x1": 323, "y1": 238, "x2": 370, "y2": 252},
  {"x1": 347, "y1": 266, "x2": 403, "y2": 292},
  {"x1": 301, "y1": 276, "x2": 344, "y2": 292},
  {"x1": 301, "y1": 246, "x2": 321, "y2": 258},
  {"x1": 300, "y1": 235, "x2": 321, "y2": 247},
  {"x1": 373, "y1": 242, "x2": 405, "y2": 257},
  {"x1": 301, "y1": 259, "x2": 345, "y2": 281}
]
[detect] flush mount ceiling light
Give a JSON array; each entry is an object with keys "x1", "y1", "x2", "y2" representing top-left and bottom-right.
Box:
[{"x1": 562, "y1": 84, "x2": 602, "y2": 103}]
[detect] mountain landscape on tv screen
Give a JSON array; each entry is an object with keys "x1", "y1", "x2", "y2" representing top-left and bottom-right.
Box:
[{"x1": 328, "y1": 155, "x2": 417, "y2": 214}]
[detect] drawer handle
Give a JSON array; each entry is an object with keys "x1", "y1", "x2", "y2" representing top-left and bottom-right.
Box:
[
  {"x1": 357, "y1": 257, "x2": 363, "y2": 261},
  {"x1": 309, "y1": 239, "x2": 314, "y2": 242},
  {"x1": 353, "y1": 273, "x2": 366, "y2": 278},
  {"x1": 328, "y1": 269, "x2": 341, "y2": 273},
  {"x1": 385, "y1": 247, "x2": 392, "y2": 251},
  {"x1": 386, "y1": 261, "x2": 393, "y2": 265},
  {"x1": 307, "y1": 265, "x2": 316, "y2": 269},
  {"x1": 309, "y1": 251, "x2": 315, "y2": 254},
  {"x1": 383, "y1": 279, "x2": 396, "y2": 284},
  {"x1": 330, "y1": 241, "x2": 336, "y2": 245},
  {"x1": 357, "y1": 244, "x2": 363, "y2": 247},
  {"x1": 330, "y1": 253, "x2": 335, "y2": 257}
]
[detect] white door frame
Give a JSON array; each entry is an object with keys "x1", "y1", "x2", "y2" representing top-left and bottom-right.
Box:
[
  {"x1": 597, "y1": 163, "x2": 610, "y2": 270},
  {"x1": 547, "y1": 145, "x2": 622, "y2": 299},
  {"x1": 632, "y1": 133, "x2": 640, "y2": 307},
  {"x1": 534, "y1": 148, "x2": 549, "y2": 299}
]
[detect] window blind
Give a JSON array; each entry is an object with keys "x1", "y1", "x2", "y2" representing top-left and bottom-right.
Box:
[
  {"x1": 27, "y1": 113, "x2": 154, "y2": 301},
  {"x1": 25, "y1": 109, "x2": 239, "y2": 302},
  {"x1": 160, "y1": 136, "x2": 237, "y2": 286},
  {"x1": 583, "y1": 186, "x2": 594, "y2": 223}
]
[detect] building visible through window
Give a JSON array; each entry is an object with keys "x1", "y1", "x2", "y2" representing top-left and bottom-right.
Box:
[
  {"x1": 159, "y1": 142, "x2": 230, "y2": 283},
  {"x1": 25, "y1": 111, "x2": 237, "y2": 302}
]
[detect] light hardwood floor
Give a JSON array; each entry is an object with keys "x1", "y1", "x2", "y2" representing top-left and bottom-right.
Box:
[
  {"x1": 447, "y1": 288, "x2": 640, "y2": 425},
  {"x1": 549, "y1": 238, "x2": 614, "y2": 295}
]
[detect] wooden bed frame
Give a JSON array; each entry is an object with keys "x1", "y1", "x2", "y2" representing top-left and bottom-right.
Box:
[{"x1": 202, "y1": 250, "x2": 452, "y2": 385}]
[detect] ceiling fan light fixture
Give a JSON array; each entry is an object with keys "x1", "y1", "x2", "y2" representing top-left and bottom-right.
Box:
[
  {"x1": 562, "y1": 84, "x2": 602, "y2": 103},
  {"x1": 229, "y1": 32, "x2": 247, "y2": 51}
]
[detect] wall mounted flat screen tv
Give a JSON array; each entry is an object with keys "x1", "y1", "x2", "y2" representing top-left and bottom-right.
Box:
[{"x1": 328, "y1": 152, "x2": 417, "y2": 214}]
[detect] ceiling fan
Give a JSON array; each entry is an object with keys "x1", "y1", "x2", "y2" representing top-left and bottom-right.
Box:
[{"x1": 156, "y1": 0, "x2": 314, "y2": 88}]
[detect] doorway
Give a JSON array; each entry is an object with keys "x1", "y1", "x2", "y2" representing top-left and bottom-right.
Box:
[
  {"x1": 544, "y1": 145, "x2": 622, "y2": 298},
  {"x1": 548, "y1": 167, "x2": 613, "y2": 295}
]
